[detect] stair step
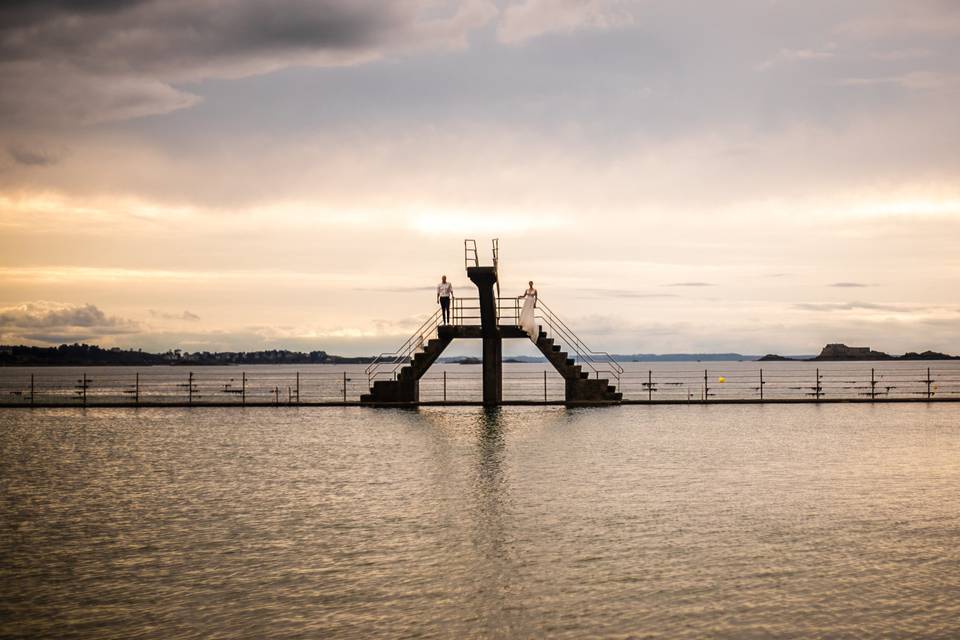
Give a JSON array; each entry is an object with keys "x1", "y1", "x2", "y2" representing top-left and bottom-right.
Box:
[
  {"x1": 552, "y1": 345, "x2": 561, "y2": 352},
  {"x1": 565, "y1": 358, "x2": 575, "y2": 366}
]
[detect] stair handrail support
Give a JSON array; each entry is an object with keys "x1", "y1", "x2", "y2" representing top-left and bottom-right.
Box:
[
  {"x1": 533, "y1": 298, "x2": 623, "y2": 387},
  {"x1": 537, "y1": 299, "x2": 623, "y2": 374},
  {"x1": 366, "y1": 308, "x2": 442, "y2": 384},
  {"x1": 464, "y1": 239, "x2": 479, "y2": 269}
]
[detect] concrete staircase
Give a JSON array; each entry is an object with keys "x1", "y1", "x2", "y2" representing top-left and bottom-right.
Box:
[
  {"x1": 360, "y1": 329, "x2": 453, "y2": 404},
  {"x1": 532, "y1": 325, "x2": 622, "y2": 403}
]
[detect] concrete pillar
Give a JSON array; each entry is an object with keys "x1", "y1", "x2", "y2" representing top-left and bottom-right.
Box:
[{"x1": 467, "y1": 266, "x2": 502, "y2": 406}]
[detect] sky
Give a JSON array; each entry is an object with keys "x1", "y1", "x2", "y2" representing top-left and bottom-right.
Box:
[{"x1": 1, "y1": 0, "x2": 959, "y2": 356}]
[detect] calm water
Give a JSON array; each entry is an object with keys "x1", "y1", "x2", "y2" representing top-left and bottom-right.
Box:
[
  {"x1": 2, "y1": 361, "x2": 960, "y2": 404},
  {"x1": 2, "y1": 404, "x2": 959, "y2": 638}
]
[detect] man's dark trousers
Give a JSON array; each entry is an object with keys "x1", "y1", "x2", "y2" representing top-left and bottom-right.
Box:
[{"x1": 439, "y1": 296, "x2": 450, "y2": 324}]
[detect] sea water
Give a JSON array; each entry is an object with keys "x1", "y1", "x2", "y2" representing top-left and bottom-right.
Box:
[{"x1": 2, "y1": 404, "x2": 959, "y2": 638}]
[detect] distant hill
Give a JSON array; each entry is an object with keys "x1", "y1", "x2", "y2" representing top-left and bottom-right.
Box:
[
  {"x1": 7, "y1": 342, "x2": 952, "y2": 367},
  {"x1": 761, "y1": 344, "x2": 959, "y2": 362},
  {"x1": 0, "y1": 344, "x2": 373, "y2": 366}
]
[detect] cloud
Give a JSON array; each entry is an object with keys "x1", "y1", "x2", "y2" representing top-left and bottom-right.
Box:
[
  {"x1": 353, "y1": 286, "x2": 437, "y2": 293},
  {"x1": 829, "y1": 282, "x2": 870, "y2": 288},
  {"x1": 756, "y1": 47, "x2": 836, "y2": 71},
  {"x1": 148, "y1": 309, "x2": 201, "y2": 321},
  {"x1": 7, "y1": 144, "x2": 59, "y2": 166},
  {"x1": 497, "y1": 0, "x2": 634, "y2": 44},
  {"x1": 793, "y1": 301, "x2": 918, "y2": 313},
  {"x1": 0, "y1": 0, "x2": 497, "y2": 125},
  {"x1": 667, "y1": 282, "x2": 715, "y2": 287},
  {"x1": 575, "y1": 288, "x2": 679, "y2": 299},
  {"x1": 0, "y1": 301, "x2": 139, "y2": 344},
  {"x1": 838, "y1": 71, "x2": 960, "y2": 91}
]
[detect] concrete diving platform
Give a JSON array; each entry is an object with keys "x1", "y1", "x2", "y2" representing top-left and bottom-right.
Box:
[{"x1": 361, "y1": 239, "x2": 623, "y2": 407}]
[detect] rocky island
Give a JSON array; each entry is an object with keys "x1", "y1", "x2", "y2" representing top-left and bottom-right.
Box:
[{"x1": 761, "y1": 343, "x2": 959, "y2": 362}]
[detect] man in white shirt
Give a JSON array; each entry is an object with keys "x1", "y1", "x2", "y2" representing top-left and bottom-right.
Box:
[{"x1": 437, "y1": 275, "x2": 453, "y2": 324}]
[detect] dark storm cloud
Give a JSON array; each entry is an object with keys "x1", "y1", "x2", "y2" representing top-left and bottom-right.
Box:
[
  {"x1": 0, "y1": 0, "x2": 495, "y2": 124},
  {"x1": 0, "y1": 1, "x2": 404, "y2": 68}
]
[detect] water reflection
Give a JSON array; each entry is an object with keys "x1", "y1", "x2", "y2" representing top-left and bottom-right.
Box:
[
  {"x1": 467, "y1": 407, "x2": 521, "y2": 635},
  {"x1": 6, "y1": 405, "x2": 960, "y2": 638}
]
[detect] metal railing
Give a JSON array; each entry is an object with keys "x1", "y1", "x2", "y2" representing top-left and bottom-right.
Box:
[
  {"x1": 450, "y1": 297, "x2": 519, "y2": 325},
  {"x1": 464, "y1": 239, "x2": 478, "y2": 269},
  {"x1": 532, "y1": 298, "x2": 624, "y2": 387},
  {"x1": 451, "y1": 295, "x2": 623, "y2": 387},
  {"x1": 4, "y1": 364, "x2": 959, "y2": 406},
  {"x1": 365, "y1": 308, "x2": 442, "y2": 384}
]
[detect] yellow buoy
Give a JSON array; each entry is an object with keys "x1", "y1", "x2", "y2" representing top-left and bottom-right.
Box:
[{"x1": 718, "y1": 376, "x2": 726, "y2": 383}]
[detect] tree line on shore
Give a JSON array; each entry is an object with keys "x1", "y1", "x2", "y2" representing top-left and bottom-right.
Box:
[{"x1": 0, "y1": 344, "x2": 375, "y2": 366}]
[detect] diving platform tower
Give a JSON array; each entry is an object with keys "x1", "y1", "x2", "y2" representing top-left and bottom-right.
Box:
[{"x1": 361, "y1": 240, "x2": 622, "y2": 406}]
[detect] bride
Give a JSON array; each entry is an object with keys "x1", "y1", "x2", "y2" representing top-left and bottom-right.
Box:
[{"x1": 518, "y1": 280, "x2": 538, "y2": 338}]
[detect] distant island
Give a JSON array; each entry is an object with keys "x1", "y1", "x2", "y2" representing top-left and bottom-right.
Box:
[
  {"x1": 0, "y1": 344, "x2": 373, "y2": 366},
  {"x1": 2, "y1": 342, "x2": 955, "y2": 367},
  {"x1": 760, "y1": 343, "x2": 959, "y2": 362}
]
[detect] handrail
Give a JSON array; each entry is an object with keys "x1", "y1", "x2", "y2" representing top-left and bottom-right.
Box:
[
  {"x1": 534, "y1": 298, "x2": 623, "y2": 386},
  {"x1": 464, "y1": 239, "x2": 478, "y2": 269},
  {"x1": 366, "y1": 308, "x2": 442, "y2": 383},
  {"x1": 365, "y1": 295, "x2": 622, "y2": 387},
  {"x1": 453, "y1": 295, "x2": 622, "y2": 386},
  {"x1": 450, "y1": 297, "x2": 521, "y2": 325},
  {"x1": 492, "y1": 238, "x2": 500, "y2": 298}
]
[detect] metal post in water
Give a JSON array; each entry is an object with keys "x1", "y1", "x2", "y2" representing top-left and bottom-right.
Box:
[
  {"x1": 188, "y1": 371, "x2": 193, "y2": 405},
  {"x1": 30, "y1": 374, "x2": 34, "y2": 407},
  {"x1": 242, "y1": 372, "x2": 246, "y2": 406},
  {"x1": 296, "y1": 371, "x2": 300, "y2": 405},
  {"x1": 815, "y1": 368, "x2": 820, "y2": 401},
  {"x1": 759, "y1": 369, "x2": 763, "y2": 400},
  {"x1": 871, "y1": 368, "x2": 875, "y2": 400},
  {"x1": 648, "y1": 370, "x2": 652, "y2": 402},
  {"x1": 343, "y1": 371, "x2": 347, "y2": 403},
  {"x1": 83, "y1": 372, "x2": 87, "y2": 406},
  {"x1": 135, "y1": 372, "x2": 140, "y2": 406},
  {"x1": 927, "y1": 367, "x2": 932, "y2": 400},
  {"x1": 704, "y1": 369, "x2": 708, "y2": 402}
]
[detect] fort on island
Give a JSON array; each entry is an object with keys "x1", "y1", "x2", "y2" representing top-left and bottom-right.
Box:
[{"x1": 362, "y1": 239, "x2": 623, "y2": 406}]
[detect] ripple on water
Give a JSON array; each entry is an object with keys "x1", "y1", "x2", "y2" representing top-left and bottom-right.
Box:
[{"x1": 1, "y1": 404, "x2": 959, "y2": 638}]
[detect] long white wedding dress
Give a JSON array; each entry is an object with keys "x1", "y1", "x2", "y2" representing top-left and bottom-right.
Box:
[{"x1": 519, "y1": 289, "x2": 537, "y2": 338}]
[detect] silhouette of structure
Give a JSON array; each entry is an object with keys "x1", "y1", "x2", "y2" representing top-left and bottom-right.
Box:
[{"x1": 362, "y1": 240, "x2": 623, "y2": 406}]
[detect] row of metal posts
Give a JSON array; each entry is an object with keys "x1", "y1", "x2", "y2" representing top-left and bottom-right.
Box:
[
  {"x1": 658, "y1": 367, "x2": 936, "y2": 402},
  {"x1": 16, "y1": 366, "x2": 943, "y2": 405}
]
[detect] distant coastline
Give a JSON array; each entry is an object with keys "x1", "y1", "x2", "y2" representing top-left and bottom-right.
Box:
[
  {"x1": 759, "y1": 343, "x2": 960, "y2": 362},
  {"x1": 0, "y1": 344, "x2": 374, "y2": 367},
  {"x1": 1, "y1": 342, "x2": 956, "y2": 367}
]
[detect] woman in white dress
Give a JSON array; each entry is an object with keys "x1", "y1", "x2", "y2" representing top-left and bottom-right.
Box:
[{"x1": 518, "y1": 281, "x2": 538, "y2": 338}]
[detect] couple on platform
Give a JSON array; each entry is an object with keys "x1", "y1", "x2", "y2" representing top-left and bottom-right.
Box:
[{"x1": 436, "y1": 275, "x2": 538, "y2": 337}]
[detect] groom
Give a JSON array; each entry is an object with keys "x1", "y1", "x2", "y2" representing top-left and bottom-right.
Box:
[{"x1": 437, "y1": 275, "x2": 453, "y2": 324}]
